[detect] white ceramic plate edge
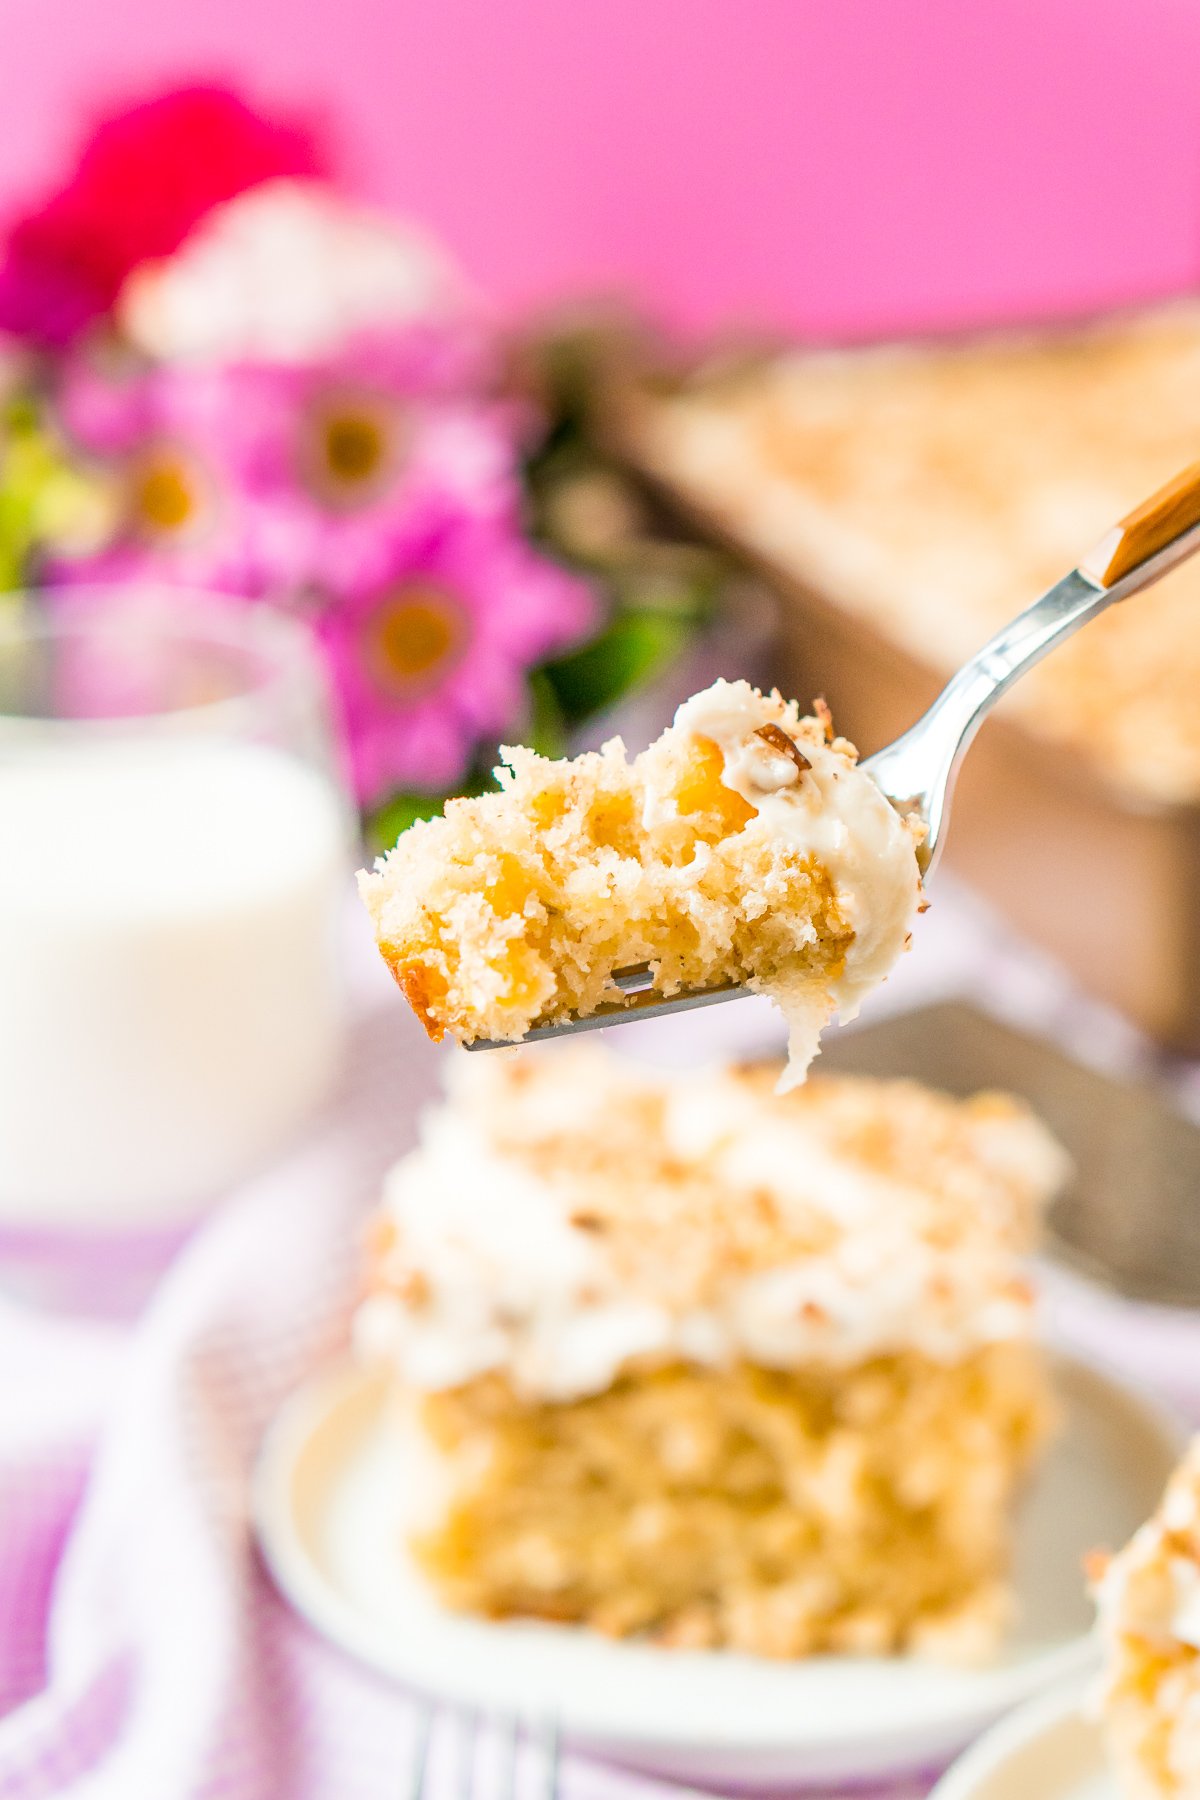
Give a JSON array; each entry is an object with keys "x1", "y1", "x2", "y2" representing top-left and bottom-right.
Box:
[
  {"x1": 253, "y1": 1347, "x2": 1184, "y2": 1787},
  {"x1": 929, "y1": 1677, "x2": 1109, "y2": 1799}
]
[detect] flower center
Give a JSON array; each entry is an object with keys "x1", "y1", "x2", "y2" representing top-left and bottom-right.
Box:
[
  {"x1": 129, "y1": 450, "x2": 205, "y2": 539},
  {"x1": 305, "y1": 393, "x2": 405, "y2": 508},
  {"x1": 365, "y1": 585, "x2": 467, "y2": 696},
  {"x1": 324, "y1": 412, "x2": 386, "y2": 485}
]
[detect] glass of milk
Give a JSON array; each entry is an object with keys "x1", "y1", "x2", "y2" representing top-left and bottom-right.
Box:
[{"x1": 0, "y1": 589, "x2": 352, "y2": 1228}]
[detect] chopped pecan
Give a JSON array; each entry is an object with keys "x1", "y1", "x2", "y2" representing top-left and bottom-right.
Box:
[
  {"x1": 393, "y1": 1268, "x2": 431, "y2": 1306},
  {"x1": 1083, "y1": 1549, "x2": 1111, "y2": 1585},
  {"x1": 364, "y1": 1214, "x2": 398, "y2": 1260},
  {"x1": 812, "y1": 696, "x2": 834, "y2": 742},
  {"x1": 754, "y1": 722, "x2": 811, "y2": 775},
  {"x1": 569, "y1": 1210, "x2": 607, "y2": 1233}
]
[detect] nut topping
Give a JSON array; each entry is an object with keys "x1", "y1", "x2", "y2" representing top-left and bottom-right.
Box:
[
  {"x1": 393, "y1": 1268, "x2": 431, "y2": 1306},
  {"x1": 754, "y1": 723, "x2": 812, "y2": 776}
]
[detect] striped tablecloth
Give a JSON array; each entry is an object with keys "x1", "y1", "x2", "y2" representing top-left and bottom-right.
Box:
[{"x1": 1, "y1": 879, "x2": 1196, "y2": 1800}]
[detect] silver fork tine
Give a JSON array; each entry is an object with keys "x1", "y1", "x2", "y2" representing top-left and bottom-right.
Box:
[
  {"x1": 454, "y1": 1709, "x2": 479, "y2": 1800},
  {"x1": 407, "y1": 1708, "x2": 558, "y2": 1800},
  {"x1": 494, "y1": 1713, "x2": 520, "y2": 1800},
  {"x1": 402, "y1": 1701, "x2": 434, "y2": 1800},
  {"x1": 533, "y1": 1716, "x2": 561, "y2": 1800},
  {"x1": 463, "y1": 973, "x2": 745, "y2": 1049}
]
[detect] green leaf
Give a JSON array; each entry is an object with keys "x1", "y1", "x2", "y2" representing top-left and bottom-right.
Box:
[
  {"x1": 366, "y1": 791, "x2": 447, "y2": 853},
  {"x1": 524, "y1": 667, "x2": 569, "y2": 759},
  {"x1": 540, "y1": 609, "x2": 691, "y2": 723}
]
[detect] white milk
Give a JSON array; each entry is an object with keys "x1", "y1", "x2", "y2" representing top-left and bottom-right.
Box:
[{"x1": 0, "y1": 737, "x2": 349, "y2": 1224}]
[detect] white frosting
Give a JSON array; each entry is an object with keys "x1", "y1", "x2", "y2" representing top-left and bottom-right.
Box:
[
  {"x1": 653, "y1": 681, "x2": 922, "y2": 1084},
  {"x1": 356, "y1": 1063, "x2": 1044, "y2": 1402},
  {"x1": 1092, "y1": 1443, "x2": 1200, "y2": 1793},
  {"x1": 1101, "y1": 1440, "x2": 1200, "y2": 1792},
  {"x1": 1097, "y1": 1443, "x2": 1200, "y2": 1654},
  {"x1": 355, "y1": 1115, "x2": 675, "y2": 1401}
]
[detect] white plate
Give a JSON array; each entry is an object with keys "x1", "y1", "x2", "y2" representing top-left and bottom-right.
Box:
[
  {"x1": 254, "y1": 1349, "x2": 1181, "y2": 1787},
  {"x1": 929, "y1": 1680, "x2": 1112, "y2": 1799}
]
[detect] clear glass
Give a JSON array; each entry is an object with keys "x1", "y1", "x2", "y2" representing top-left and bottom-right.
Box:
[{"x1": 0, "y1": 589, "x2": 352, "y2": 1228}]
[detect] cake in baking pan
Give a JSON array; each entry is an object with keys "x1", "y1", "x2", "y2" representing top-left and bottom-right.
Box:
[
  {"x1": 359, "y1": 679, "x2": 923, "y2": 1086},
  {"x1": 629, "y1": 305, "x2": 1200, "y2": 805},
  {"x1": 354, "y1": 1048, "x2": 1066, "y2": 1658}
]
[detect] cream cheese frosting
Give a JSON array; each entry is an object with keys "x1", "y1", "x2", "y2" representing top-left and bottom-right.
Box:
[
  {"x1": 1096, "y1": 1439, "x2": 1200, "y2": 1653},
  {"x1": 650, "y1": 680, "x2": 924, "y2": 1083},
  {"x1": 1094, "y1": 1437, "x2": 1200, "y2": 1793},
  {"x1": 356, "y1": 1051, "x2": 1066, "y2": 1402}
]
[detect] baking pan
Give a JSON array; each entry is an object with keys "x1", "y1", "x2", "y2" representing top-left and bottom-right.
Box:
[{"x1": 818, "y1": 1000, "x2": 1200, "y2": 1309}]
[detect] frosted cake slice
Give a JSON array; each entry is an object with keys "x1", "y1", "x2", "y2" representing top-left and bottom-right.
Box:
[
  {"x1": 359, "y1": 679, "x2": 924, "y2": 1084},
  {"x1": 354, "y1": 1049, "x2": 1067, "y2": 1658},
  {"x1": 1096, "y1": 1439, "x2": 1200, "y2": 1795}
]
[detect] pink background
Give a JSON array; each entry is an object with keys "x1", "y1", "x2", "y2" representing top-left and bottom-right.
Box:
[{"x1": 1, "y1": 0, "x2": 1199, "y2": 338}]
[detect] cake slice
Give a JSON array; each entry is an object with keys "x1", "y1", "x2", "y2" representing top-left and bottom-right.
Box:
[
  {"x1": 354, "y1": 1048, "x2": 1066, "y2": 1658},
  {"x1": 359, "y1": 679, "x2": 924, "y2": 1083},
  {"x1": 1095, "y1": 1440, "x2": 1200, "y2": 1795}
]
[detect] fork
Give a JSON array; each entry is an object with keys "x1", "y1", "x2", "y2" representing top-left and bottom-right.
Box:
[
  {"x1": 404, "y1": 1705, "x2": 560, "y2": 1800},
  {"x1": 466, "y1": 460, "x2": 1200, "y2": 1048}
]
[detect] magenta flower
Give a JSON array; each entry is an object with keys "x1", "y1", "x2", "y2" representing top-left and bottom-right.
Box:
[
  {"x1": 52, "y1": 329, "x2": 524, "y2": 603},
  {"x1": 50, "y1": 356, "x2": 306, "y2": 599},
  {"x1": 45, "y1": 323, "x2": 599, "y2": 814},
  {"x1": 316, "y1": 505, "x2": 596, "y2": 805},
  {"x1": 243, "y1": 345, "x2": 523, "y2": 568}
]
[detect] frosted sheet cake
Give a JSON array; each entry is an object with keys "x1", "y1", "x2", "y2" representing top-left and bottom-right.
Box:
[
  {"x1": 355, "y1": 1049, "x2": 1067, "y2": 1658},
  {"x1": 1096, "y1": 1439, "x2": 1200, "y2": 1795},
  {"x1": 628, "y1": 305, "x2": 1200, "y2": 804},
  {"x1": 359, "y1": 679, "x2": 923, "y2": 1085}
]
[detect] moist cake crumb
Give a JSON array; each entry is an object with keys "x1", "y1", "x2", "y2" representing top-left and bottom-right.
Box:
[{"x1": 359, "y1": 678, "x2": 924, "y2": 1085}]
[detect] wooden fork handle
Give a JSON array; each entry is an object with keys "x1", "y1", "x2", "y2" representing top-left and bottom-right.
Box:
[{"x1": 1081, "y1": 460, "x2": 1200, "y2": 588}]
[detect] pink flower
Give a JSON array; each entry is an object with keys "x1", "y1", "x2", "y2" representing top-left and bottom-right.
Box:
[
  {"x1": 50, "y1": 355, "x2": 306, "y2": 598},
  {"x1": 0, "y1": 88, "x2": 322, "y2": 348},
  {"x1": 235, "y1": 338, "x2": 523, "y2": 563},
  {"x1": 317, "y1": 505, "x2": 597, "y2": 804},
  {"x1": 54, "y1": 330, "x2": 523, "y2": 600},
  {"x1": 44, "y1": 320, "x2": 599, "y2": 813}
]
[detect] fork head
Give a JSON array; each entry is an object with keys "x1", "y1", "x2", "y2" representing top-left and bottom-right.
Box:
[
  {"x1": 858, "y1": 735, "x2": 939, "y2": 876},
  {"x1": 462, "y1": 964, "x2": 747, "y2": 1049},
  {"x1": 406, "y1": 1705, "x2": 560, "y2": 1800}
]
